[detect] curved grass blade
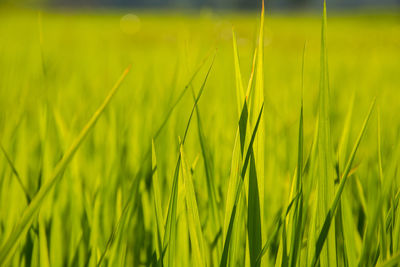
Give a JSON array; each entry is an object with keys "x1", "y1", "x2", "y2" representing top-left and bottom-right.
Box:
[
  {"x1": 376, "y1": 252, "x2": 400, "y2": 267},
  {"x1": 97, "y1": 200, "x2": 132, "y2": 267},
  {"x1": 0, "y1": 66, "x2": 131, "y2": 266},
  {"x1": 0, "y1": 144, "x2": 31, "y2": 202}
]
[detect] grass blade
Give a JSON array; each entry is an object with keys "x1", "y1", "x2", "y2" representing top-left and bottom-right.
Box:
[
  {"x1": 180, "y1": 145, "x2": 206, "y2": 267},
  {"x1": 152, "y1": 140, "x2": 165, "y2": 262},
  {"x1": 153, "y1": 51, "x2": 214, "y2": 140},
  {"x1": 0, "y1": 144, "x2": 31, "y2": 202},
  {"x1": 288, "y1": 41, "x2": 306, "y2": 267},
  {"x1": 314, "y1": 2, "x2": 337, "y2": 266},
  {"x1": 162, "y1": 156, "x2": 180, "y2": 267},
  {"x1": 232, "y1": 29, "x2": 245, "y2": 116},
  {"x1": 376, "y1": 252, "x2": 400, "y2": 267},
  {"x1": 95, "y1": 53, "x2": 215, "y2": 266},
  {"x1": 311, "y1": 100, "x2": 375, "y2": 267},
  {"x1": 163, "y1": 58, "x2": 214, "y2": 266},
  {"x1": 192, "y1": 90, "x2": 221, "y2": 259},
  {"x1": 256, "y1": 193, "x2": 300, "y2": 265},
  {"x1": 248, "y1": 152, "x2": 262, "y2": 267},
  {"x1": 0, "y1": 66, "x2": 131, "y2": 265},
  {"x1": 220, "y1": 103, "x2": 264, "y2": 267},
  {"x1": 248, "y1": 3, "x2": 265, "y2": 264}
]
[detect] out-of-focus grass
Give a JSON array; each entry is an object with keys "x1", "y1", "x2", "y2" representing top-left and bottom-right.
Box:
[{"x1": 0, "y1": 5, "x2": 399, "y2": 266}]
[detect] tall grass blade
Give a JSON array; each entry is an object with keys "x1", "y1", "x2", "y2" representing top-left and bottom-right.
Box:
[
  {"x1": 247, "y1": 2, "x2": 265, "y2": 264},
  {"x1": 314, "y1": 1, "x2": 337, "y2": 266},
  {"x1": 220, "y1": 103, "x2": 264, "y2": 267},
  {"x1": 192, "y1": 91, "x2": 221, "y2": 258},
  {"x1": 222, "y1": 29, "x2": 258, "y2": 266},
  {"x1": 232, "y1": 29, "x2": 245, "y2": 116},
  {"x1": 288, "y1": 42, "x2": 306, "y2": 267}
]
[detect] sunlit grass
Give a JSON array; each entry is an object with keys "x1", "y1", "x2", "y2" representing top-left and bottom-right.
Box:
[{"x1": 0, "y1": 2, "x2": 400, "y2": 266}]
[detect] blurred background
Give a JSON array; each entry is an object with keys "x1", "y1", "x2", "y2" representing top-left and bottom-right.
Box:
[{"x1": 3, "y1": 0, "x2": 400, "y2": 9}]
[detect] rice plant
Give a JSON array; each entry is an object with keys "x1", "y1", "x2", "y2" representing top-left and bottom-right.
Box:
[{"x1": 0, "y1": 1, "x2": 399, "y2": 266}]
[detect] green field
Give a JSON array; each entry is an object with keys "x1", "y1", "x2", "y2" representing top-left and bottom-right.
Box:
[{"x1": 0, "y1": 4, "x2": 400, "y2": 266}]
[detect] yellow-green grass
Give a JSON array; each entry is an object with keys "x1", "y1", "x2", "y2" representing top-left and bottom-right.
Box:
[{"x1": 0, "y1": 4, "x2": 399, "y2": 266}]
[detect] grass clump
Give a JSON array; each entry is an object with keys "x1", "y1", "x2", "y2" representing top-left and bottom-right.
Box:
[{"x1": 0, "y1": 1, "x2": 400, "y2": 266}]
